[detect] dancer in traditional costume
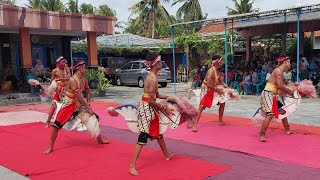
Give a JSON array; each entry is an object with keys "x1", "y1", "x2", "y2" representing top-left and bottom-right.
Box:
[
  {"x1": 258, "y1": 56, "x2": 297, "y2": 142},
  {"x1": 45, "y1": 56, "x2": 71, "y2": 127},
  {"x1": 44, "y1": 60, "x2": 108, "y2": 155},
  {"x1": 108, "y1": 53, "x2": 175, "y2": 176},
  {"x1": 191, "y1": 55, "x2": 228, "y2": 132},
  {"x1": 128, "y1": 53, "x2": 176, "y2": 176}
]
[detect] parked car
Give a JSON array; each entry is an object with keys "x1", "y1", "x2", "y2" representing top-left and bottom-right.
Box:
[{"x1": 115, "y1": 60, "x2": 171, "y2": 88}]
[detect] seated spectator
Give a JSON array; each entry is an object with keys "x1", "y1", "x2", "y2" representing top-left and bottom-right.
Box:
[
  {"x1": 240, "y1": 70, "x2": 251, "y2": 95},
  {"x1": 314, "y1": 63, "x2": 320, "y2": 74},
  {"x1": 230, "y1": 70, "x2": 243, "y2": 90},
  {"x1": 283, "y1": 69, "x2": 292, "y2": 83},
  {"x1": 265, "y1": 68, "x2": 272, "y2": 81},
  {"x1": 300, "y1": 67, "x2": 310, "y2": 80},
  {"x1": 3, "y1": 63, "x2": 18, "y2": 90},
  {"x1": 310, "y1": 71, "x2": 320, "y2": 95},
  {"x1": 251, "y1": 69, "x2": 258, "y2": 84},
  {"x1": 310, "y1": 71, "x2": 319, "y2": 85},
  {"x1": 227, "y1": 68, "x2": 233, "y2": 83},
  {"x1": 262, "y1": 61, "x2": 269, "y2": 72},
  {"x1": 302, "y1": 57, "x2": 309, "y2": 70}
]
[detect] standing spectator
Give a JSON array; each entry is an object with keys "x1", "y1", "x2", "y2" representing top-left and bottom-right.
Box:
[
  {"x1": 193, "y1": 66, "x2": 202, "y2": 89},
  {"x1": 200, "y1": 65, "x2": 207, "y2": 82}
]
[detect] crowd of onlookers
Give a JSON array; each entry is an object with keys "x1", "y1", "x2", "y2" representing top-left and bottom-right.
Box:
[{"x1": 192, "y1": 54, "x2": 320, "y2": 96}]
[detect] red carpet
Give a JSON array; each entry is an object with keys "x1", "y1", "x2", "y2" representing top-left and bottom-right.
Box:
[
  {"x1": 99, "y1": 112, "x2": 320, "y2": 169},
  {"x1": 0, "y1": 123, "x2": 229, "y2": 179}
]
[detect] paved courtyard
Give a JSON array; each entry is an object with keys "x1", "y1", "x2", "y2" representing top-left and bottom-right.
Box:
[{"x1": 97, "y1": 83, "x2": 320, "y2": 127}]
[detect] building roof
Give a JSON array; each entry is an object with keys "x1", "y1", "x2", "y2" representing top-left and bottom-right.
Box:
[
  {"x1": 236, "y1": 10, "x2": 320, "y2": 29},
  {"x1": 72, "y1": 33, "x2": 171, "y2": 48},
  {"x1": 198, "y1": 22, "x2": 236, "y2": 35},
  {"x1": 0, "y1": 4, "x2": 115, "y2": 36}
]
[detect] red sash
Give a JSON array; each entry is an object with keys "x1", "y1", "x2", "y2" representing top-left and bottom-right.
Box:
[
  {"x1": 272, "y1": 96, "x2": 279, "y2": 118},
  {"x1": 200, "y1": 89, "x2": 215, "y2": 108}
]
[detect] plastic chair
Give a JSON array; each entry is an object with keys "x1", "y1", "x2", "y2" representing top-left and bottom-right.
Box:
[{"x1": 253, "y1": 72, "x2": 266, "y2": 95}]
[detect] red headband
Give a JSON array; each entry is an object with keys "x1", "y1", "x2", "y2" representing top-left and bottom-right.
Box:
[
  {"x1": 70, "y1": 61, "x2": 85, "y2": 70},
  {"x1": 56, "y1": 56, "x2": 67, "y2": 65},
  {"x1": 144, "y1": 55, "x2": 161, "y2": 68},
  {"x1": 210, "y1": 58, "x2": 222, "y2": 67},
  {"x1": 277, "y1": 56, "x2": 290, "y2": 62}
]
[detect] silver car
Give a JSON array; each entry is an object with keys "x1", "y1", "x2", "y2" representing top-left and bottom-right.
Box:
[{"x1": 115, "y1": 60, "x2": 171, "y2": 88}]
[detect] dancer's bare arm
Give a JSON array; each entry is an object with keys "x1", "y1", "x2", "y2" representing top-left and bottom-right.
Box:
[
  {"x1": 84, "y1": 78, "x2": 92, "y2": 105},
  {"x1": 274, "y1": 69, "x2": 294, "y2": 95},
  {"x1": 51, "y1": 69, "x2": 57, "y2": 80},
  {"x1": 65, "y1": 67, "x2": 71, "y2": 78}
]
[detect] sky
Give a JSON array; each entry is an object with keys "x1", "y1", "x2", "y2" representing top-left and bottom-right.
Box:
[{"x1": 16, "y1": 0, "x2": 320, "y2": 26}]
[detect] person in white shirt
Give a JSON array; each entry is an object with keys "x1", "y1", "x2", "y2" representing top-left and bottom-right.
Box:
[
  {"x1": 283, "y1": 69, "x2": 292, "y2": 82},
  {"x1": 265, "y1": 68, "x2": 272, "y2": 81},
  {"x1": 301, "y1": 57, "x2": 309, "y2": 70}
]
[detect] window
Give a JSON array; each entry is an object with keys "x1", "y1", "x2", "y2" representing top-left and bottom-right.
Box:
[
  {"x1": 132, "y1": 63, "x2": 140, "y2": 69},
  {"x1": 140, "y1": 63, "x2": 146, "y2": 69},
  {"x1": 123, "y1": 63, "x2": 132, "y2": 70}
]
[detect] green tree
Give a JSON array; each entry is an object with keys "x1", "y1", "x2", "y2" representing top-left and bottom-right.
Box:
[
  {"x1": 79, "y1": 3, "x2": 95, "y2": 14},
  {"x1": 172, "y1": 0, "x2": 205, "y2": 22},
  {"x1": 226, "y1": 0, "x2": 259, "y2": 15},
  {"x1": 128, "y1": 0, "x2": 172, "y2": 38},
  {"x1": 66, "y1": 0, "x2": 79, "y2": 13},
  {"x1": 97, "y1": 4, "x2": 116, "y2": 17},
  {"x1": 41, "y1": 0, "x2": 65, "y2": 12},
  {"x1": 0, "y1": 0, "x2": 15, "y2": 5},
  {"x1": 25, "y1": 0, "x2": 41, "y2": 9}
]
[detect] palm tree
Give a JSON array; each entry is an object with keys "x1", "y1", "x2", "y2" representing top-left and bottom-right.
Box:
[
  {"x1": 172, "y1": 0, "x2": 205, "y2": 22},
  {"x1": 66, "y1": 0, "x2": 79, "y2": 13},
  {"x1": 79, "y1": 3, "x2": 95, "y2": 14},
  {"x1": 128, "y1": 0, "x2": 172, "y2": 38},
  {"x1": 97, "y1": 5, "x2": 116, "y2": 17},
  {"x1": 226, "y1": 0, "x2": 259, "y2": 15},
  {"x1": 41, "y1": 0, "x2": 65, "y2": 12},
  {"x1": 0, "y1": 0, "x2": 15, "y2": 5},
  {"x1": 25, "y1": 0, "x2": 41, "y2": 9}
]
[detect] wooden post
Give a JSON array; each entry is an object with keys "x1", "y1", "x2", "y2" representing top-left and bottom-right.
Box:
[{"x1": 87, "y1": 31, "x2": 98, "y2": 67}]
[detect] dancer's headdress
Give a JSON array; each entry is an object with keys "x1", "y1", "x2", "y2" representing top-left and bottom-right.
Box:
[
  {"x1": 56, "y1": 56, "x2": 67, "y2": 64},
  {"x1": 70, "y1": 60, "x2": 86, "y2": 70},
  {"x1": 144, "y1": 54, "x2": 161, "y2": 68},
  {"x1": 276, "y1": 56, "x2": 290, "y2": 63},
  {"x1": 210, "y1": 55, "x2": 222, "y2": 67}
]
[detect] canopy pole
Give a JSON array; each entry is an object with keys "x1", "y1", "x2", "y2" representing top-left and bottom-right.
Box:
[
  {"x1": 231, "y1": 19, "x2": 234, "y2": 65},
  {"x1": 296, "y1": 9, "x2": 301, "y2": 82},
  {"x1": 224, "y1": 19, "x2": 228, "y2": 84},
  {"x1": 171, "y1": 26, "x2": 177, "y2": 94}
]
